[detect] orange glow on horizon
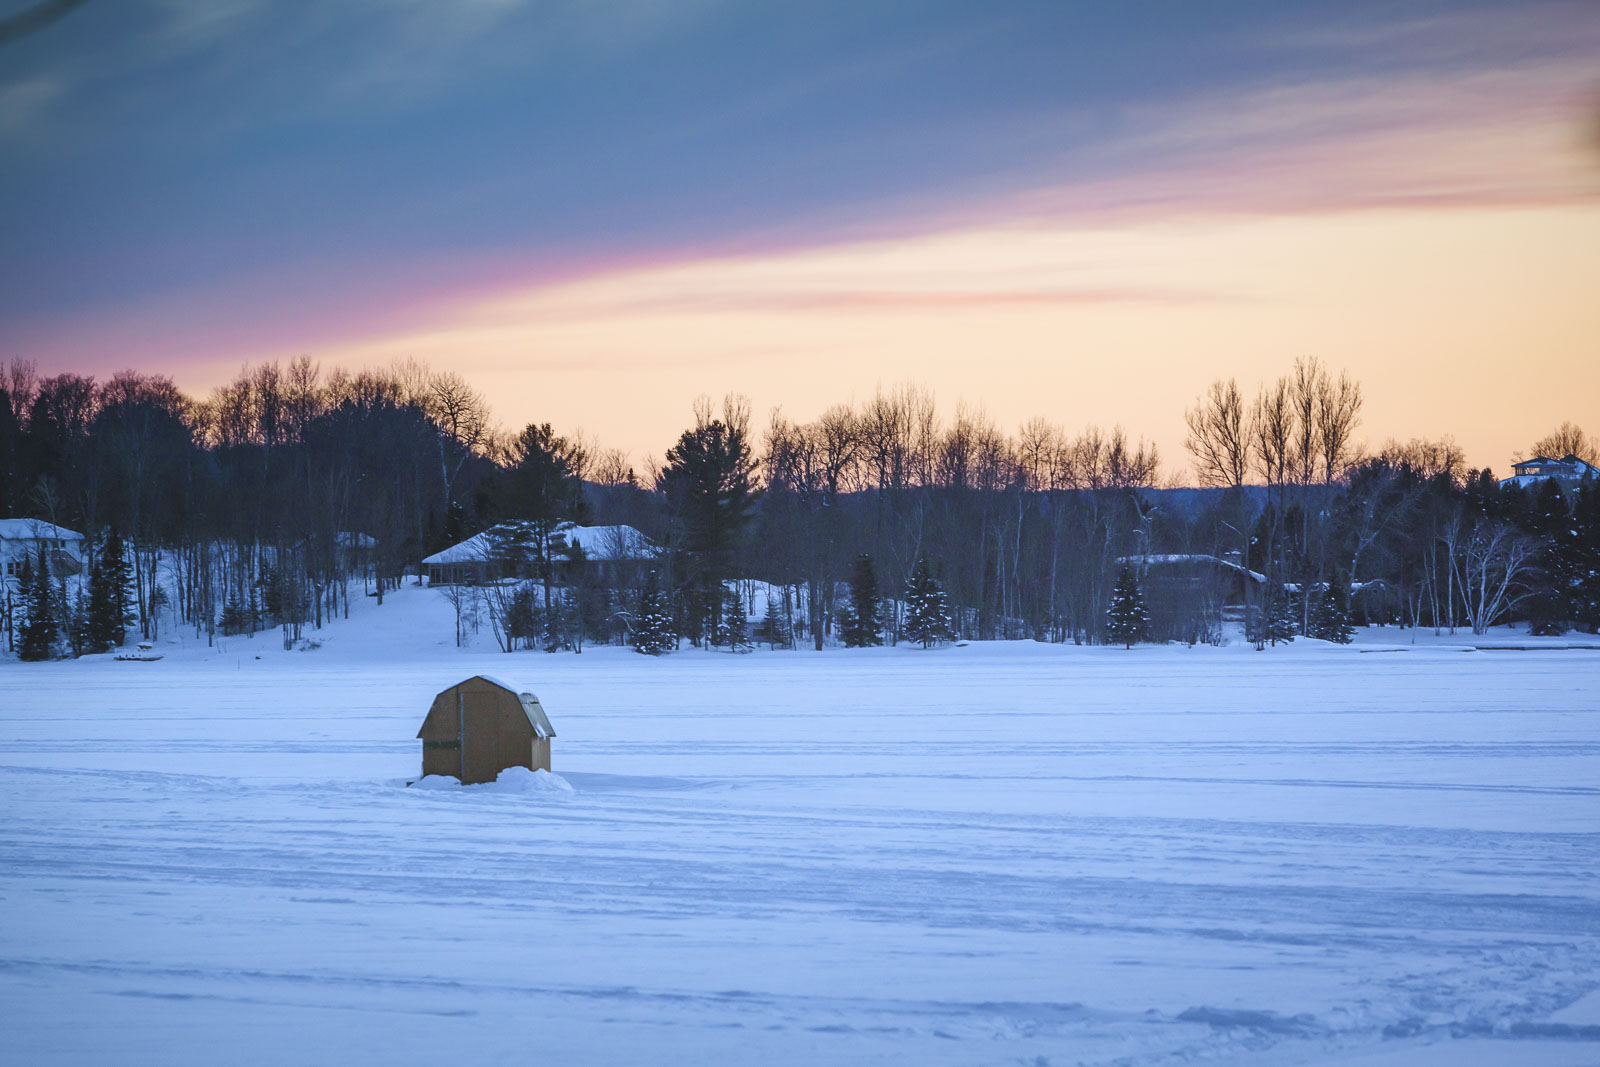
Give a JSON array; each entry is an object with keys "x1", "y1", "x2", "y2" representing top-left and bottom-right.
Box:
[{"x1": 252, "y1": 202, "x2": 1600, "y2": 482}]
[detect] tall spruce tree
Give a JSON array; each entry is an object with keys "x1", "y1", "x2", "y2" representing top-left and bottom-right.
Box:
[
  {"x1": 902, "y1": 558, "x2": 952, "y2": 648},
  {"x1": 84, "y1": 555, "x2": 116, "y2": 652},
  {"x1": 657, "y1": 401, "x2": 758, "y2": 645},
  {"x1": 85, "y1": 528, "x2": 133, "y2": 652},
  {"x1": 1310, "y1": 572, "x2": 1355, "y2": 644},
  {"x1": 633, "y1": 572, "x2": 676, "y2": 655},
  {"x1": 504, "y1": 423, "x2": 587, "y2": 635},
  {"x1": 66, "y1": 583, "x2": 92, "y2": 657},
  {"x1": 101, "y1": 527, "x2": 134, "y2": 644},
  {"x1": 720, "y1": 588, "x2": 752, "y2": 651},
  {"x1": 1105, "y1": 565, "x2": 1149, "y2": 648},
  {"x1": 841, "y1": 553, "x2": 883, "y2": 647},
  {"x1": 1569, "y1": 486, "x2": 1600, "y2": 632},
  {"x1": 1525, "y1": 479, "x2": 1570, "y2": 635},
  {"x1": 756, "y1": 593, "x2": 791, "y2": 649},
  {"x1": 18, "y1": 549, "x2": 59, "y2": 661},
  {"x1": 1264, "y1": 585, "x2": 1298, "y2": 645}
]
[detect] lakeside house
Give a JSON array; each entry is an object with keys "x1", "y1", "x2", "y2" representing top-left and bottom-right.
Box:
[
  {"x1": 1500, "y1": 454, "x2": 1600, "y2": 490},
  {"x1": 0, "y1": 519, "x2": 85, "y2": 584},
  {"x1": 423, "y1": 523, "x2": 657, "y2": 586}
]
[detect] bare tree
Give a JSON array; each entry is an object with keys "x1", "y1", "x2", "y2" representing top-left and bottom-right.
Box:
[
  {"x1": 1186, "y1": 379, "x2": 1253, "y2": 490},
  {"x1": 1316, "y1": 367, "x2": 1363, "y2": 484},
  {"x1": 1529, "y1": 422, "x2": 1597, "y2": 465},
  {"x1": 591, "y1": 448, "x2": 637, "y2": 488},
  {"x1": 1288, "y1": 357, "x2": 1322, "y2": 488},
  {"x1": 1379, "y1": 437, "x2": 1465, "y2": 484},
  {"x1": 1253, "y1": 378, "x2": 1294, "y2": 495},
  {"x1": 1187, "y1": 378, "x2": 1259, "y2": 642},
  {"x1": 3, "y1": 359, "x2": 37, "y2": 425},
  {"x1": 1451, "y1": 519, "x2": 1538, "y2": 636},
  {"x1": 426, "y1": 371, "x2": 490, "y2": 507}
]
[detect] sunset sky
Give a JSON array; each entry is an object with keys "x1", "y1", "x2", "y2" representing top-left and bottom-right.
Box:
[{"x1": 3, "y1": 0, "x2": 1597, "y2": 478}]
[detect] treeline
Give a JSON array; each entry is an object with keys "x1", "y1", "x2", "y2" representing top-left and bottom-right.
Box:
[
  {"x1": 1, "y1": 357, "x2": 504, "y2": 650},
  {"x1": 2, "y1": 355, "x2": 1597, "y2": 657}
]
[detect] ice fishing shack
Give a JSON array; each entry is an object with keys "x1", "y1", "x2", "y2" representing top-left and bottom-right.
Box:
[{"x1": 417, "y1": 676, "x2": 556, "y2": 784}]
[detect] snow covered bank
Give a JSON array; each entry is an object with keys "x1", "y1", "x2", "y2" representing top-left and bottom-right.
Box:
[{"x1": 1, "y1": 611, "x2": 1597, "y2": 1065}]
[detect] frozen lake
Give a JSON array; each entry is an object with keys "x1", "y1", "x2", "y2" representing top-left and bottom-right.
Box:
[{"x1": 2, "y1": 598, "x2": 1598, "y2": 1065}]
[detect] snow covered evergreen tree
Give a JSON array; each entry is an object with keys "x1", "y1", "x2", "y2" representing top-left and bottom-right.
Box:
[
  {"x1": 101, "y1": 527, "x2": 134, "y2": 643},
  {"x1": 505, "y1": 585, "x2": 541, "y2": 650},
  {"x1": 1569, "y1": 486, "x2": 1600, "y2": 632},
  {"x1": 65, "y1": 584, "x2": 92, "y2": 657},
  {"x1": 18, "y1": 549, "x2": 59, "y2": 661},
  {"x1": 1264, "y1": 586, "x2": 1298, "y2": 645},
  {"x1": 633, "y1": 573, "x2": 676, "y2": 655},
  {"x1": 219, "y1": 591, "x2": 252, "y2": 636},
  {"x1": 1104, "y1": 565, "x2": 1149, "y2": 648},
  {"x1": 902, "y1": 558, "x2": 951, "y2": 648},
  {"x1": 1310, "y1": 572, "x2": 1355, "y2": 644},
  {"x1": 841, "y1": 553, "x2": 883, "y2": 647},
  {"x1": 756, "y1": 594, "x2": 791, "y2": 649},
  {"x1": 720, "y1": 588, "x2": 752, "y2": 651},
  {"x1": 81, "y1": 557, "x2": 110, "y2": 652},
  {"x1": 1526, "y1": 479, "x2": 1570, "y2": 636},
  {"x1": 85, "y1": 528, "x2": 133, "y2": 652}
]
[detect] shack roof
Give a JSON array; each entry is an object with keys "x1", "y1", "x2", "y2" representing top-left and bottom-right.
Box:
[{"x1": 447, "y1": 675, "x2": 557, "y2": 739}]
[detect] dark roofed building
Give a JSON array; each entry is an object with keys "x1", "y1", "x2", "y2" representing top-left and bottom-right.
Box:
[{"x1": 1501, "y1": 454, "x2": 1600, "y2": 490}]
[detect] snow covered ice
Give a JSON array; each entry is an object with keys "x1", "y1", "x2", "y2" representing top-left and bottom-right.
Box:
[{"x1": 2, "y1": 588, "x2": 1598, "y2": 1065}]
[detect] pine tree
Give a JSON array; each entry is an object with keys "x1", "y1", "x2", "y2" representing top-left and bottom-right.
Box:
[
  {"x1": 219, "y1": 592, "x2": 251, "y2": 636},
  {"x1": 99, "y1": 527, "x2": 134, "y2": 645},
  {"x1": 1265, "y1": 586, "x2": 1298, "y2": 645},
  {"x1": 18, "y1": 549, "x2": 59, "y2": 661},
  {"x1": 1105, "y1": 565, "x2": 1149, "y2": 648},
  {"x1": 85, "y1": 530, "x2": 133, "y2": 652},
  {"x1": 65, "y1": 584, "x2": 91, "y2": 657},
  {"x1": 633, "y1": 572, "x2": 676, "y2": 655},
  {"x1": 1526, "y1": 479, "x2": 1570, "y2": 636},
  {"x1": 755, "y1": 593, "x2": 791, "y2": 649},
  {"x1": 84, "y1": 555, "x2": 117, "y2": 652},
  {"x1": 1569, "y1": 486, "x2": 1600, "y2": 632},
  {"x1": 720, "y1": 588, "x2": 751, "y2": 651},
  {"x1": 841, "y1": 553, "x2": 883, "y2": 648},
  {"x1": 902, "y1": 558, "x2": 952, "y2": 648},
  {"x1": 505, "y1": 584, "x2": 541, "y2": 650},
  {"x1": 1310, "y1": 572, "x2": 1355, "y2": 644}
]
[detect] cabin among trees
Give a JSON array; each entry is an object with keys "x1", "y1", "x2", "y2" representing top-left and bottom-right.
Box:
[
  {"x1": 1, "y1": 520, "x2": 84, "y2": 581},
  {"x1": 1122, "y1": 554, "x2": 1262, "y2": 644},
  {"x1": 1500, "y1": 454, "x2": 1600, "y2": 491},
  {"x1": 423, "y1": 523, "x2": 657, "y2": 586}
]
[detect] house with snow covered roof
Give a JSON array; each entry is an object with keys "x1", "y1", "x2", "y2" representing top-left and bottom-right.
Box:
[
  {"x1": 1499, "y1": 454, "x2": 1600, "y2": 491},
  {"x1": 423, "y1": 523, "x2": 658, "y2": 586},
  {"x1": 1, "y1": 519, "x2": 85, "y2": 585}
]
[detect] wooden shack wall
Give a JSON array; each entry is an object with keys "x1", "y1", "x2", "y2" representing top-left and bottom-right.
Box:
[
  {"x1": 461, "y1": 679, "x2": 533, "y2": 784},
  {"x1": 420, "y1": 690, "x2": 463, "y2": 779}
]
